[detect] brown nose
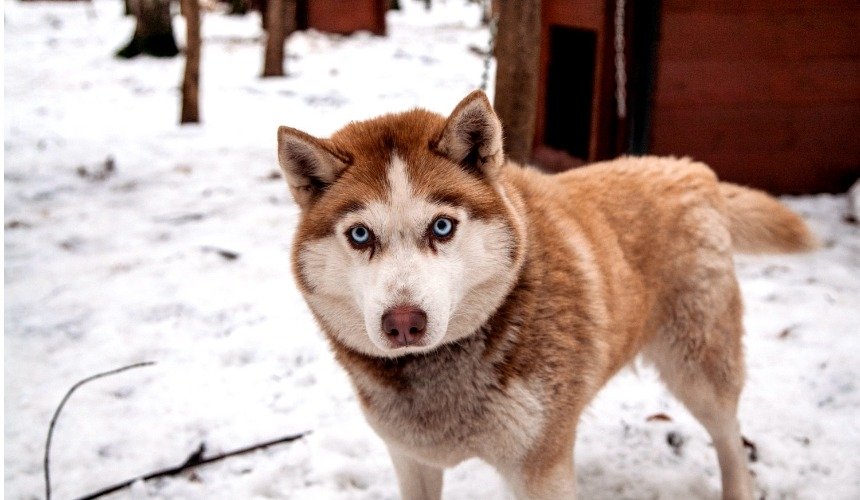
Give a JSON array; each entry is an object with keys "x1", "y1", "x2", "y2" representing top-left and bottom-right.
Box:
[{"x1": 381, "y1": 306, "x2": 427, "y2": 347}]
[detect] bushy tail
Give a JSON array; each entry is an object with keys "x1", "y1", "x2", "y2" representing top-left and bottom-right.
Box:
[{"x1": 719, "y1": 183, "x2": 818, "y2": 254}]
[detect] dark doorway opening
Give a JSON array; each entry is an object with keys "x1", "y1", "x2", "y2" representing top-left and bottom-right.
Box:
[
  {"x1": 544, "y1": 26, "x2": 597, "y2": 162},
  {"x1": 626, "y1": 0, "x2": 661, "y2": 155}
]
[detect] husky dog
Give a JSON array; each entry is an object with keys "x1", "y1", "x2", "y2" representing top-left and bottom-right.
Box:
[{"x1": 275, "y1": 91, "x2": 816, "y2": 499}]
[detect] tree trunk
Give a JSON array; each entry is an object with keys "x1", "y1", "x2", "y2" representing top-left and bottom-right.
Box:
[
  {"x1": 117, "y1": 0, "x2": 180, "y2": 58},
  {"x1": 262, "y1": 0, "x2": 296, "y2": 77},
  {"x1": 180, "y1": 0, "x2": 201, "y2": 124},
  {"x1": 493, "y1": 0, "x2": 540, "y2": 164}
]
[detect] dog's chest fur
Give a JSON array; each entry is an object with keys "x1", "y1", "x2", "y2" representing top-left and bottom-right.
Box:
[{"x1": 339, "y1": 329, "x2": 546, "y2": 467}]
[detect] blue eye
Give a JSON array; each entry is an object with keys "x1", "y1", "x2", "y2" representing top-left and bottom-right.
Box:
[
  {"x1": 348, "y1": 225, "x2": 372, "y2": 246},
  {"x1": 431, "y1": 217, "x2": 455, "y2": 239}
]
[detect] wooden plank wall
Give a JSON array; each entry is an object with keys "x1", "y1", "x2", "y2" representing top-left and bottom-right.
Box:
[
  {"x1": 650, "y1": 0, "x2": 860, "y2": 194},
  {"x1": 306, "y1": 0, "x2": 386, "y2": 36}
]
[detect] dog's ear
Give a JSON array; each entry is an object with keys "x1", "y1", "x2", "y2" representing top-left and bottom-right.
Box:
[
  {"x1": 433, "y1": 90, "x2": 505, "y2": 178},
  {"x1": 277, "y1": 126, "x2": 351, "y2": 209}
]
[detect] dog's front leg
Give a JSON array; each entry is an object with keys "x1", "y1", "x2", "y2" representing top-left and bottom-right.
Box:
[
  {"x1": 387, "y1": 447, "x2": 443, "y2": 500},
  {"x1": 499, "y1": 451, "x2": 576, "y2": 500}
]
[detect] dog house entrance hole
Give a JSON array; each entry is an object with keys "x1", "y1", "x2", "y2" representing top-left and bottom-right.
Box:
[{"x1": 544, "y1": 25, "x2": 597, "y2": 162}]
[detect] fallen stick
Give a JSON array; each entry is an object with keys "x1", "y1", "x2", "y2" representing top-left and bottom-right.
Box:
[
  {"x1": 73, "y1": 431, "x2": 311, "y2": 500},
  {"x1": 44, "y1": 362, "x2": 311, "y2": 500},
  {"x1": 45, "y1": 362, "x2": 156, "y2": 500}
]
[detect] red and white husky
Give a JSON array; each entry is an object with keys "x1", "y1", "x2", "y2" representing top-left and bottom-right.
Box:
[{"x1": 276, "y1": 91, "x2": 816, "y2": 499}]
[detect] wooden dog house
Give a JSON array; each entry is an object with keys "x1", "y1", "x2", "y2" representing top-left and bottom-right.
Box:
[
  {"x1": 531, "y1": 0, "x2": 859, "y2": 194},
  {"x1": 297, "y1": 0, "x2": 387, "y2": 36}
]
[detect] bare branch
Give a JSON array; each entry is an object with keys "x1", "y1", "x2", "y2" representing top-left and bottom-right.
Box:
[
  {"x1": 73, "y1": 432, "x2": 311, "y2": 500},
  {"x1": 44, "y1": 361, "x2": 156, "y2": 500}
]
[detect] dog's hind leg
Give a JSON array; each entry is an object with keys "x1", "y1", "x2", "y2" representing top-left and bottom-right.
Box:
[
  {"x1": 387, "y1": 448, "x2": 443, "y2": 500},
  {"x1": 643, "y1": 278, "x2": 754, "y2": 500}
]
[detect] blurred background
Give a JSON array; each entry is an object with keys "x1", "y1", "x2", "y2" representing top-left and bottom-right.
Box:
[{"x1": 5, "y1": 1, "x2": 859, "y2": 499}]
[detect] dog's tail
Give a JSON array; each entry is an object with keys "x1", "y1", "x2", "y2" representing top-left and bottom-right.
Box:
[{"x1": 719, "y1": 182, "x2": 818, "y2": 254}]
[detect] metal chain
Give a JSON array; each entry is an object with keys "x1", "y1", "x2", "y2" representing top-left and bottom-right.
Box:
[
  {"x1": 614, "y1": 0, "x2": 627, "y2": 119},
  {"x1": 479, "y1": 0, "x2": 498, "y2": 92}
]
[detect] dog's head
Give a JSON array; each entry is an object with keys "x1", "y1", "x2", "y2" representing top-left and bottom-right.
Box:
[{"x1": 278, "y1": 91, "x2": 525, "y2": 358}]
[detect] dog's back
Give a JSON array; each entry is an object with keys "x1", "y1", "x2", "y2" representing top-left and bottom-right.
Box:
[{"x1": 513, "y1": 155, "x2": 815, "y2": 262}]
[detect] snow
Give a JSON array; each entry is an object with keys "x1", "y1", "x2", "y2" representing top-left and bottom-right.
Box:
[{"x1": 4, "y1": 1, "x2": 859, "y2": 499}]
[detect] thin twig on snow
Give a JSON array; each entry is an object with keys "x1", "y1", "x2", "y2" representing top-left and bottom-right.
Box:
[
  {"x1": 44, "y1": 361, "x2": 156, "y2": 500},
  {"x1": 73, "y1": 431, "x2": 311, "y2": 500}
]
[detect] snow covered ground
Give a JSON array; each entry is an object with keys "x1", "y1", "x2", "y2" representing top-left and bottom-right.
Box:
[{"x1": 4, "y1": 1, "x2": 859, "y2": 499}]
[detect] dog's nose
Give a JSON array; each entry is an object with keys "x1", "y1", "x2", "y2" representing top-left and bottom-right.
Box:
[{"x1": 381, "y1": 306, "x2": 427, "y2": 347}]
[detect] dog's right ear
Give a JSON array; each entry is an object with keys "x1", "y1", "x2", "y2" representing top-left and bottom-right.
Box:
[{"x1": 277, "y1": 126, "x2": 351, "y2": 209}]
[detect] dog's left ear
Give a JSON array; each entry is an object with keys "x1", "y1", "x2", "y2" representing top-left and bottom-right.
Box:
[{"x1": 433, "y1": 90, "x2": 504, "y2": 178}]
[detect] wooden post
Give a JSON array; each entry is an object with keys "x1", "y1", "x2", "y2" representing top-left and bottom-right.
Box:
[
  {"x1": 180, "y1": 0, "x2": 201, "y2": 124},
  {"x1": 263, "y1": 0, "x2": 296, "y2": 77},
  {"x1": 493, "y1": 0, "x2": 541, "y2": 164}
]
